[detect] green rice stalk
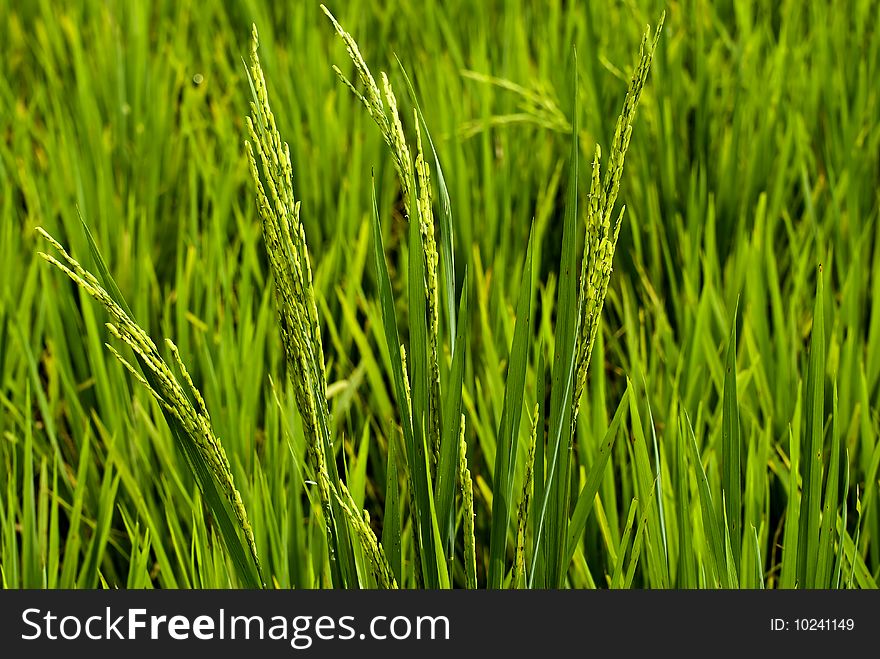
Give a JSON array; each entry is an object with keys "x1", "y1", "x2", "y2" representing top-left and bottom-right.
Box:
[
  {"x1": 244, "y1": 26, "x2": 356, "y2": 586},
  {"x1": 458, "y1": 414, "x2": 477, "y2": 589},
  {"x1": 334, "y1": 483, "x2": 398, "y2": 588},
  {"x1": 513, "y1": 404, "x2": 539, "y2": 588},
  {"x1": 35, "y1": 228, "x2": 261, "y2": 581},
  {"x1": 572, "y1": 15, "x2": 665, "y2": 424},
  {"x1": 414, "y1": 118, "x2": 442, "y2": 469},
  {"x1": 324, "y1": 7, "x2": 442, "y2": 475},
  {"x1": 324, "y1": 5, "x2": 446, "y2": 585},
  {"x1": 323, "y1": 4, "x2": 414, "y2": 214}
]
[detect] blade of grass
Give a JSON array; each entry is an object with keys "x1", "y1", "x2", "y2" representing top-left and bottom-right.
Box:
[
  {"x1": 396, "y1": 57, "x2": 457, "y2": 350},
  {"x1": 610, "y1": 499, "x2": 639, "y2": 589},
  {"x1": 488, "y1": 225, "x2": 534, "y2": 588},
  {"x1": 563, "y1": 383, "x2": 630, "y2": 568},
  {"x1": 798, "y1": 265, "x2": 825, "y2": 588},
  {"x1": 645, "y1": 383, "x2": 669, "y2": 568},
  {"x1": 531, "y1": 345, "x2": 547, "y2": 587},
  {"x1": 532, "y1": 49, "x2": 580, "y2": 589},
  {"x1": 624, "y1": 480, "x2": 660, "y2": 589},
  {"x1": 721, "y1": 299, "x2": 742, "y2": 568},
  {"x1": 750, "y1": 524, "x2": 765, "y2": 589},
  {"x1": 684, "y1": 410, "x2": 728, "y2": 588},
  {"x1": 832, "y1": 451, "x2": 849, "y2": 589},
  {"x1": 382, "y1": 433, "x2": 402, "y2": 586},
  {"x1": 779, "y1": 425, "x2": 801, "y2": 588},
  {"x1": 816, "y1": 383, "x2": 840, "y2": 587},
  {"x1": 629, "y1": 385, "x2": 669, "y2": 587},
  {"x1": 675, "y1": 410, "x2": 696, "y2": 588},
  {"x1": 437, "y1": 271, "x2": 469, "y2": 549}
]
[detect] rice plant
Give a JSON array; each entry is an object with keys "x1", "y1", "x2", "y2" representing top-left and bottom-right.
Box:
[{"x1": 3, "y1": 0, "x2": 878, "y2": 590}]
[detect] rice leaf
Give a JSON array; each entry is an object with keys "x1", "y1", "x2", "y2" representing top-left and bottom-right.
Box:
[
  {"x1": 721, "y1": 299, "x2": 742, "y2": 568},
  {"x1": 816, "y1": 383, "x2": 840, "y2": 587},
  {"x1": 797, "y1": 265, "x2": 825, "y2": 588},
  {"x1": 832, "y1": 451, "x2": 849, "y2": 589},
  {"x1": 382, "y1": 433, "x2": 402, "y2": 586},
  {"x1": 436, "y1": 271, "x2": 470, "y2": 549},
  {"x1": 487, "y1": 225, "x2": 534, "y2": 588},
  {"x1": 629, "y1": 386, "x2": 669, "y2": 587},
  {"x1": 684, "y1": 411, "x2": 728, "y2": 588},
  {"x1": 563, "y1": 383, "x2": 631, "y2": 568},
  {"x1": 674, "y1": 409, "x2": 696, "y2": 588},
  {"x1": 396, "y1": 57, "x2": 458, "y2": 350},
  {"x1": 533, "y1": 48, "x2": 580, "y2": 589},
  {"x1": 610, "y1": 499, "x2": 640, "y2": 588},
  {"x1": 779, "y1": 425, "x2": 801, "y2": 588}
]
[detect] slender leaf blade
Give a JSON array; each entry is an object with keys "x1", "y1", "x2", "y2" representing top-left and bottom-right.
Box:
[
  {"x1": 487, "y1": 227, "x2": 534, "y2": 588},
  {"x1": 721, "y1": 300, "x2": 742, "y2": 568}
]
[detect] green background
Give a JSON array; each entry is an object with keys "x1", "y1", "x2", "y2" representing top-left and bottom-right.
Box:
[{"x1": 1, "y1": 0, "x2": 878, "y2": 588}]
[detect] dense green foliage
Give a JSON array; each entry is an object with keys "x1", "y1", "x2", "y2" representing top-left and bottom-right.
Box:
[{"x1": 2, "y1": 0, "x2": 878, "y2": 589}]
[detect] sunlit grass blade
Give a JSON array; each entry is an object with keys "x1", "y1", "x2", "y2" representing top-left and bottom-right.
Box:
[
  {"x1": 846, "y1": 491, "x2": 864, "y2": 589},
  {"x1": 841, "y1": 522, "x2": 876, "y2": 589},
  {"x1": 369, "y1": 177, "x2": 445, "y2": 588},
  {"x1": 720, "y1": 498, "x2": 740, "y2": 588},
  {"x1": 58, "y1": 429, "x2": 90, "y2": 588},
  {"x1": 20, "y1": 387, "x2": 38, "y2": 587},
  {"x1": 369, "y1": 179, "x2": 420, "y2": 580},
  {"x1": 77, "y1": 458, "x2": 119, "y2": 588}
]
